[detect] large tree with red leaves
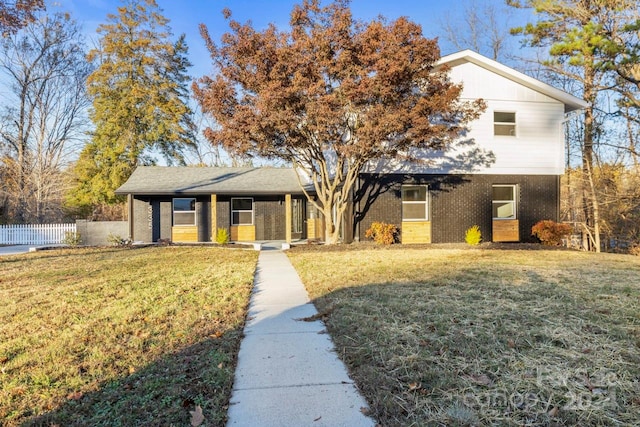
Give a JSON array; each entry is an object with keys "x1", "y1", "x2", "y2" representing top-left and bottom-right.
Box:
[
  {"x1": 194, "y1": 0, "x2": 484, "y2": 244},
  {"x1": 0, "y1": 0, "x2": 44, "y2": 36}
]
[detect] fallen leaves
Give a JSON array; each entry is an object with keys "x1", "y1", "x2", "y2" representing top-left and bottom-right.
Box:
[
  {"x1": 66, "y1": 391, "x2": 83, "y2": 401},
  {"x1": 295, "y1": 307, "x2": 334, "y2": 322},
  {"x1": 466, "y1": 374, "x2": 493, "y2": 386},
  {"x1": 407, "y1": 382, "x2": 422, "y2": 392},
  {"x1": 190, "y1": 405, "x2": 205, "y2": 427}
]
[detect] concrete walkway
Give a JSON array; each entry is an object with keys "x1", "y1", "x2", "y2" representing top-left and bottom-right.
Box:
[{"x1": 227, "y1": 245, "x2": 375, "y2": 427}]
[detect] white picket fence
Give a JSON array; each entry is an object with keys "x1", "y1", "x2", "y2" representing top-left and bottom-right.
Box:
[{"x1": 0, "y1": 223, "x2": 76, "y2": 245}]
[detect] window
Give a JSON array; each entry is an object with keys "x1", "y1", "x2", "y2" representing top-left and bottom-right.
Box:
[
  {"x1": 402, "y1": 185, "x2": 429, "y2": 221},
  {"x1": 173, "y1": 198, "x2": 196, "y2": 226},
  {"x1": 231, "y1": 198, "x2": 253, "y2": 225},
  {"x1": 494, "y1": 111, "x2": 516, "y2": 136},
  {"x1": 492, "y1": 185, "x2": 517, "y2": 219}
]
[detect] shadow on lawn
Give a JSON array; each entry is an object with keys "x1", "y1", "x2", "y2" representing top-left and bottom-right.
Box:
[
  {"x1": 25, "y1": 328, "x2": 244, "y2": 427},
  {"x1": 307, "y1": 275, "x2": 640, "y2": 427}
]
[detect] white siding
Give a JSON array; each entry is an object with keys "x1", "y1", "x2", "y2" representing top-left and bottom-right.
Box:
[{"x1": 366, "y1": 61, "x2": 567, "y2": 175}]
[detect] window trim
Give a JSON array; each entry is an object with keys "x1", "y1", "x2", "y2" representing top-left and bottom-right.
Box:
[
  {"x1": 173, "y1": 197, "x2": 196, "y2": 227},
  {"x1": 402, "y1": 185, "x2": 430, "y2": 222},
  {"x1": 231, "y1": 197, "x2": 254, "y2": 226},
  {"x1": 494, "y1": 111, "x2": 517, "y2": 137},
  {"x1": 492, "y1": 184, "x2": 517, "y2": 220}
]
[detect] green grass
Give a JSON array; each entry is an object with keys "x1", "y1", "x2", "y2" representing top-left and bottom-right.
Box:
[
  {"x1": 0, "y1": 246, "x2": 258, "y2": 426},
  {"x1": 288, "y1": 247, "x2": 640, "y2": 426}
]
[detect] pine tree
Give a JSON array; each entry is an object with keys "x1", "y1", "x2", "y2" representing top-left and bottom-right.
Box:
[
  {"x1": 68, "y1": 0, "x2": 194, "y2": 210},
  {"x1": 508, "y1": 0, "x2": 638, "y2": 252}
]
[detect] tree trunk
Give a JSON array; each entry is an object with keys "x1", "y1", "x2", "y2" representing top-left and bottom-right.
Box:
[
  {"x1": 322, "y1": 204, "x2": 341, "y2": 244},
  {"x1": 582, "y1": 62, "x2": 601, "y2": 252}
]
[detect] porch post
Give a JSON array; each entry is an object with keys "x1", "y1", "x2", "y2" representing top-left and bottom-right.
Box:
[
  {"x1": 285, "y1": 193, "x2": 292, "y2": 243},
  {"x1": 211, "y1": 194, "x2": 217, "y2": 241}
]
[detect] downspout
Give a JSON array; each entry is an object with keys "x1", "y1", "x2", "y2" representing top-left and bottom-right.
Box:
[{"x1": 556, "y1": 175, "x2": 561, "y2": 222}]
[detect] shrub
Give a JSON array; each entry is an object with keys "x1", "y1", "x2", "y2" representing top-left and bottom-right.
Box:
[
  {"x1": 465, "y1": 225, "x2": 482, "y2": 246},
  {"x1": 62, "y1": 231, "x2": 82, "y2": 246},
  {"x1": 107, "y1": 233, "x2": 131, "y2": 247},
  {"x1": 365, "y1": 221, "x2": 398, "y2": 245},
  {"x1": 531, "y1": 220, "x2": 573, "y2": 246},
  {"x1": 215, "y1": 227, "x2": 230, "y2": 245}
]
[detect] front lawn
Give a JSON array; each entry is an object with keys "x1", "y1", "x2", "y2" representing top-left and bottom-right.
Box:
[
  {"x1": 288, "y1": 247, "x2": 640, "y2": 426},
  {"x1": 0, "y1": 246, "x2": 258, "y2": 426}
]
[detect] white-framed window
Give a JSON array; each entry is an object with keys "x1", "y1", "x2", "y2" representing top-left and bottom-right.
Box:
[
  {"x1": 173, "y1": 198, "x2": 196, "y2": 226},
  {"x1": 492, "y1": 185, "x2": 517, "y2": 219},
  {"x1": 402, "y1": 185, "x2": 429, "y2": 221},
  {"x1": 494, "y1": 111, "x2": 516, "y2": 136},
  {"x1": 231, "y1": 198, "x2": 253, "y2": 225}
]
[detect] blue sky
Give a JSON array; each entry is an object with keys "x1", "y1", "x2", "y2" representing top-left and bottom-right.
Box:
[{"x1": 48, "y1": 0, "x2": 526, "y2": 78}]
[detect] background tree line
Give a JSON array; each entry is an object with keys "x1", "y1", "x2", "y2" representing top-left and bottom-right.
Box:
[{"x1": 0, "y1": 0, "x2": 638, "y2": 252}]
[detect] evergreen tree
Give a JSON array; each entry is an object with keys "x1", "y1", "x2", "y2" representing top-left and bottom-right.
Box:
[
  {"x1": 509, "y1": 0, "x2": 638, "y2": 252},
  {"x1": 69, "y1": 0, "x2": 194, "y2": 210}
]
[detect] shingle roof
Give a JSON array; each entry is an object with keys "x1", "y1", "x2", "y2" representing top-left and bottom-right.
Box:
[{"x1": 115, "y1": 166, "x2": 309, "y2": 195}]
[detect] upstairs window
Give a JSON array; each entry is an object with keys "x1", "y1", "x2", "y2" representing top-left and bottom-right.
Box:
[
  {"x1": 402, "y1": 185, "x2": 429, "y2": 221},
  {"x1": 173, "y1": 198, "x2": 196, "y2": 226},
  {"x1": 231, "y1": 198, "x2": 253, "y2": 225},
  {"x1": 492, "y1": 185, "x2": 517, "y2": 219},
  {"x1": 494, "y1": 112, "x2": 516, "y2": 136}
]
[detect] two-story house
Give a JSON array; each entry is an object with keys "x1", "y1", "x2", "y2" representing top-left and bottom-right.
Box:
[{"x1": 116, "y1": 50, "x2": 588, "y2": 244}]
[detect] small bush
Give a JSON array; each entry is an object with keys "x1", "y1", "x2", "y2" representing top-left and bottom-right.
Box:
[
  {"x1": 215, "y1": 227, "x2": 230, "y2": 245},
  {"x1": 365, "y1": 221, "x2": 398, "y2": 245},
  {"x1": 531, "y1": 220, "x2": 573, "y2": 246},
  {"x1": 629, "y1": 244, "x2": 640, "y2": 256},
  {"x1": 107, "y1": 233, "x2": 131, "y2": 247},
  {"x1": 465, "y1": 225, "x2": 482, "y2": 246},
  {"x1": 62, "y1": 231, "x2": 82, "y2": 246}
]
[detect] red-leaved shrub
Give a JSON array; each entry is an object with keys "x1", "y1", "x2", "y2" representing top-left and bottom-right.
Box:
[{"x1": 531, "y1": 220, "x2": 573, "y2": 246}]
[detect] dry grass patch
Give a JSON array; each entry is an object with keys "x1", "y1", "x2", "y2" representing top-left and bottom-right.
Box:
[
  {"x1": 0, "y1": 246, "x2": 258, "y2": 426},
  {"x1": 288, "y1": 248, "x2": 640, "y2": 426}
]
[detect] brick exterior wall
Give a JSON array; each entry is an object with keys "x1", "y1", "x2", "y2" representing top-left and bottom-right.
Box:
[
  {"x1": 254, "y1": 197, "x2": 286, "y2": 240},
  {"x1": 217, "y1": 196, "x2": 288, "y2": 240},
  {"x1": 356, "y1": 174, "x2": 559, "y2": 243},
  {"x1": 133, "y1": 196, "x2": 211, "y2": 242},
  {"x1": 197, "y1": 198, "x2": 211, "y2": 242},
  {"x1": 133, "y1": 196, "x2": 152, "y2": 242},
  {"x1": 216, "y1": 199, "x2": 230, "y2": 232}
]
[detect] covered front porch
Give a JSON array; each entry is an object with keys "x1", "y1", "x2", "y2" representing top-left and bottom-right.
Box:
[{"x1": 116, "y1": 166, "x2": 316, "y2": 245}]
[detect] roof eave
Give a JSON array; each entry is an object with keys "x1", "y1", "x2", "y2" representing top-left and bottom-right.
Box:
[
  {"x1": 114, "y1": 189, "x2": 311, "y2": 196},
  {"x1": 437, "y1": 49, "x2": 590, "y2": 113}
]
